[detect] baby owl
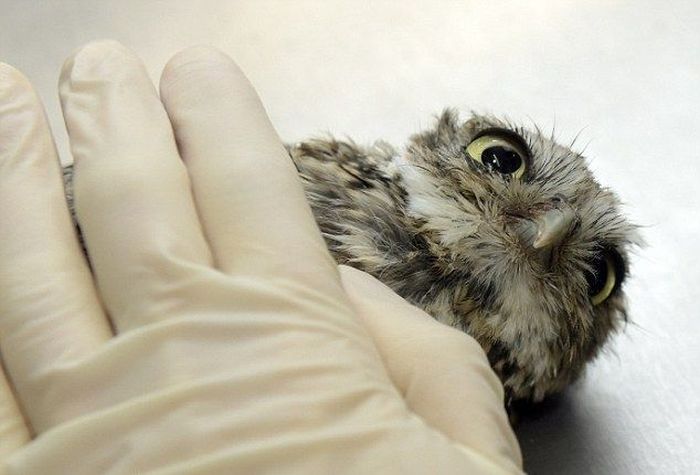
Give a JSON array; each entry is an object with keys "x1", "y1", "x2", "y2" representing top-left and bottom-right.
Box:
[{"x1": 63, "y1": 109, "x2": 637, "y2": 407}]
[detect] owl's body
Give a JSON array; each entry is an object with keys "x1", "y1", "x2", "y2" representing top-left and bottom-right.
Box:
[{"x1": 64, "y1": 109, "x2": 637, "y2": 405}]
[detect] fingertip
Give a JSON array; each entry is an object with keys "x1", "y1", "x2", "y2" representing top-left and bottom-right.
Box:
[
  {"x1": 0, "y1": 63, "x2": 35, "y2": 103},
  {"x1": 162, "y1": 45, "x2": 232, "y2": 73},
  {"x1": 159, "y1": 45, "x2": 251, "y2": 103},
  {"x1": 59, "y1": 40, "x2": 142, "y2": 96},
  {"x1": 0, "y1": 64, "x2": 49, "y2": 162},
  {"x1": 57, "y1": 40, "x2": 161, "y2": 161}
]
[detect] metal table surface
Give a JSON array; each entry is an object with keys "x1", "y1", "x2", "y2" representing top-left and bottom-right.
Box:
[{"x1": 1, "y1": 1, "x2": 698, "y2": 473}]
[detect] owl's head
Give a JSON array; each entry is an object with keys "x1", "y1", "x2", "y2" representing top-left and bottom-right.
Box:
[{"x1": 400, "y1": 109, "x2": 638, "y2": 403}]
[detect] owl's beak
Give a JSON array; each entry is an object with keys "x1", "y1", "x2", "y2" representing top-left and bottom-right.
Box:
[
  {"x1": 531, "y1": 199, "x2": 576, "y2": 249},
  {"x1": 512, "y1": 197, "x2": 576, "y2": 251}
]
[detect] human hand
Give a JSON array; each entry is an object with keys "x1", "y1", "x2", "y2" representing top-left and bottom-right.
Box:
[{"x1": 0, "y1": 41, "x2": 522, "y2": 474}]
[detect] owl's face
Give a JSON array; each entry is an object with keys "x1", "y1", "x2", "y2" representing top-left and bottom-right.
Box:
[{"x1": 400, "y1": 110, "x2": 637, "y2": 402}]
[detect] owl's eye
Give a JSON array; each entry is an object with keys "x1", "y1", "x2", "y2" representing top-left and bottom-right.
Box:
[
  {"x1": 585, "y1": 252, "x2": 623, "y2": 305},
  {"x1": 465, "y1": 132, "x2": 528, "y2": 178}
]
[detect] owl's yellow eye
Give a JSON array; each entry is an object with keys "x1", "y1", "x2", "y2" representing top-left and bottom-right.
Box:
[
  {"x1": 465, "y1": 133, "x2": 527, "y2": 179},
  {"x1": 586, "y1": 254, "x2": 618, "y2": 305}
]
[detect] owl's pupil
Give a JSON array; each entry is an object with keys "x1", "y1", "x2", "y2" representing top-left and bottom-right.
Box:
[
  {"x1": 585, "y1": 256, "x2": 608, "y2": 296},
  {"x1": 482, "y1": 146, "x2": 521, "y2": 174}
]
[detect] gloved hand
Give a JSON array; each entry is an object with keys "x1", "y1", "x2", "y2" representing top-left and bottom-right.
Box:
[{"x1": 0, "y1": 41, "x2": 522, "y2": 474}]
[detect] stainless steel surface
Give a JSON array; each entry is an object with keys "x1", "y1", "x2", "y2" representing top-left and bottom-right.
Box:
[{"x1": 1, "y1": 1, "x2": 698, "y2": 473}]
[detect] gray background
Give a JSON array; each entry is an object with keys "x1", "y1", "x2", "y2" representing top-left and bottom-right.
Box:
[{"x1": 1, "y1": 1, "x2": 698, "y2": 473}]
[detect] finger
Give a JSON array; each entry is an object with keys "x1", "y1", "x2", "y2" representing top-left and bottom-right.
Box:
[
  {"x1": 339, "y1": 265, "x2": 523, "y2": 471},
  {"x1": 59, "y1": 41, "x2": 214, "y2": 331},
  {"x1": 0, "y1": 63, "x2": 111, "y2": 431},
  {"x1": 0, "y1": 363, "x2": 30, "y2": 465},
  {"x1": 159, "y1": 47, "x2": 340, "y2": 296}
]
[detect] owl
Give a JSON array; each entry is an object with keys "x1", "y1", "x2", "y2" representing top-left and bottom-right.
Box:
[
  {"x1": 288, "y1": 109, "x2": 637, "y2": 407},
  {"x1": 63, "y1": 109, "x2": 637, "y2": 407}
]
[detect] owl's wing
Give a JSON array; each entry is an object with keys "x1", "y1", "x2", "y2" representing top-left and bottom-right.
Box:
[{"x1": 289, "y1": 138, "x2": 423, "y2": 276}]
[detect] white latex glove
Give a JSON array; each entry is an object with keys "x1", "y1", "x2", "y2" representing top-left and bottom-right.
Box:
[{"x1": 0, "y1": 41, "x2": 522, "y2": 474}]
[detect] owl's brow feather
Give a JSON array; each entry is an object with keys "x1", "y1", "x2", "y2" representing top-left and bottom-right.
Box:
[
  {"x1": 534, "y1": 148, "x2": 582, "y2": 185},
  {"x1": 568, "y1": 126, "x2": 589, "y2": 151}
]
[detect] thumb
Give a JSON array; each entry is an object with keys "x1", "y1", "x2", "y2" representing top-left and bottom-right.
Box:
[{"x1": 339, "y1": 265, "x2": 523, "y2": 472}]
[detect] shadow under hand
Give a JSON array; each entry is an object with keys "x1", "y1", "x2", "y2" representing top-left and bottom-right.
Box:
[{"x1": 514, "y1": 388, "x2": 626, "y2": 474}]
